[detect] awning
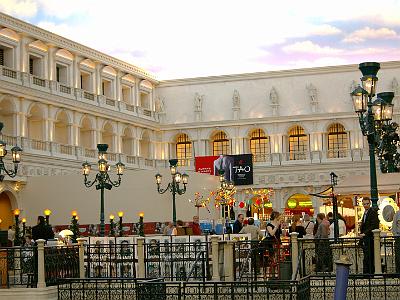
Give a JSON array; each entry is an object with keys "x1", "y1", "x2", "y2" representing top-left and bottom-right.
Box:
[{"x1": 335, "y1": 173, "x2": 400, "y2": 194}]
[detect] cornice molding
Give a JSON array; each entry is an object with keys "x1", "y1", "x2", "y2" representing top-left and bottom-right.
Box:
[
  {"x1": 159, "y1": 112, "x2": 359, "y2": 130},
  {"x1": 158, "y1": 61, "x2": 400, "y2": 87},
  {"x1": 0, "y1": 12, "x2": 158, "y2": 84}
]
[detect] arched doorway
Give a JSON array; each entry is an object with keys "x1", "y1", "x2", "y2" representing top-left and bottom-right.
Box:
[{"x1": 0, "y1": 192, "x2": 13, "y2": 230}]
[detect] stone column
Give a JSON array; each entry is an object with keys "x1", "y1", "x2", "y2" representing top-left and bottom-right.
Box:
[
  {"x1": 372, "y1": 229, "x2": 382, "y2": 274},
  {"x1": 136, "y1": 237, "x2": 145, "y2": 278},
  {"x1": 223, "y1": 240, "x2": 235, "y2": 281},
  {"x1": 47, "y1": 45, "x2": 57, "y2": 81},
  {"x1": 36, "y1": 239, "x2": 46, "y2": 288},
  {"x1": 290, "y1": 232, "x2": 299, "y2": 279},
  {"x1": 77, "y1": 238, "x2": 86, "y2": 278},
  {"x1": 210, "y1": 235, "x2": 220, "y2": 281}
]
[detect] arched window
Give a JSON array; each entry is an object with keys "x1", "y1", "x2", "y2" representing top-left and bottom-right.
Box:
[
  {"x1": 250, "y1": 129, "x2": 270, "y2": 162},
  {"x1": 212, "y1": 131, "x2": 229, "y2": 156},
  {"x1": 288, "y1": 126, "x2": 308, "y2": 160},
  {"x1": 328, "y1": 123, "x2": 348, "y2": 158},
  {"x1": 176, "y1": 133, "x2": 192, "y2": 166}
]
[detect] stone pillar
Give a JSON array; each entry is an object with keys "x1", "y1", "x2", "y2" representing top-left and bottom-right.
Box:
[
  {"x1": 72, "y1": 55, "x2": 81, "y2": 89},
  {"x1": 223, "y1": 240, "x2": 235, "y2": 281},
  {"x1": 373, "y1": 229, "x2": 382, "y2": 274},
  {"x1": 77, "y1": 238, "x2": 86, "y2": 278},
  {"x1": 210, "y1": 235, "x2": 220, "y2": 281},
  {"x1": 36, "y1": 239, "x2": 46, "y2": 288},
  {"x1": 290, "y1": 232, "x2": 299, "y2": 279},
  {"x1": 136, "y1": 237, "x2": 145, "y2": 278},
  {"x1": 47, "y1": 45, "x2": 57, "y2": 81}
]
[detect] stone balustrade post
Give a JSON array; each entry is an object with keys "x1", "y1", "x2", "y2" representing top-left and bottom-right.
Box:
[
  {"x1": 136, "y1": 237, "x2": 145, "y2": 278},
  {"x1": 223, "y1": 240, "x2": 235, "y2": 281},
  {"x1": 36, "y1": 239, "x2": 46, "y2": 288},
  {"x1": 77, "y1": 238, "x2": 86, "y2": 278},
  {"x1": 290, "y1": 232, "x2": 299, "y2": 280},
  {"x1": 210, "y1": 235, "x2": 220, "y2": 281},
  {"x1": 372, "y1": 229, "x2": 382, "y2": 274}
]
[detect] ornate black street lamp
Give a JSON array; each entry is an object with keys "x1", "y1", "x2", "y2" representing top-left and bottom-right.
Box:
[
  {"x1": 330, "y1": 172, "x2": 339, "y2": 242},
  {"x1": 82, "y1": 144, "x2": 125, "y2": 237},
  {"x1": 0, "y1": 122, "x2": 22, "y2": 182},
  {"x1": 351, "y1": 62, "x2": 399, "y2": 207},
  {"x1": 155, "y1": 159, "x2": 188, "y2": 225}
]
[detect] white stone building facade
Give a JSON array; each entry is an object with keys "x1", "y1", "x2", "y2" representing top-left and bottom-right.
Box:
[{"x1": 0, "y1": 12, "x2": 399, "y2": 223}]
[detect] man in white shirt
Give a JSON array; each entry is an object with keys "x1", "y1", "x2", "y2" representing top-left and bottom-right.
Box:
[{"x1": 8, "y1": 226, "x2": 15, "y2": 246}]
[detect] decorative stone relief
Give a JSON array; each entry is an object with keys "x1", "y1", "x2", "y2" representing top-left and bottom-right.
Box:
[
  {"x1": 232, "y1": 89, "x2": 240, "y2": 120},
  {"x1": 306, "y1": 83, "x2": 318, "y2": 112},
  {"x1": 155, "y1": 96, "x2": 166, "y2": 114},
  {"x1": 349, "y1": 80, "x2": 358, "y2": 101},
  {"x1": 269, "y1": 87, "x2": 279, "y2": 116},
  {"x1": 194, "y1": 93, "x2": 204, "y2": 122}
]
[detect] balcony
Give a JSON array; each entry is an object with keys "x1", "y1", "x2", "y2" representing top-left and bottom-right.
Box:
[{"x1": 0, "y1": 66, "x2": 159, "y2": 122}]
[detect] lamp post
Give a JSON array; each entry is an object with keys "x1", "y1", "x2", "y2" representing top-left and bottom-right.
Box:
[
  {"x1": 330, "y1": 172, "x2": 339, "y2": 242},
  {"x1": 109, "y1": 214, "x2": 115, "y2": 236},
  {"x1": 13, "y1": 208, "x2": 21, "y2": 246},
  {"x1": 82, "y1": 144, "x2": 124, "y2": 237},
  {"x1": 155, "y1": 159, "x2": 189, "y2": 225},
  {"x1": 22, "y1": 218, "x2": 26, "y2": 237},
  {"x1": 351, "y1": 62, "x2": 397, "y2": 208},
  {"x1": 0, "y1": 122, "x2": 22, "y2": 182},
  {"x1": 44, "y1": 209, "x2": 52, "y2": 226},
  {"x1": 118, "y1": 211, "x2": 124, "y2": 236}
]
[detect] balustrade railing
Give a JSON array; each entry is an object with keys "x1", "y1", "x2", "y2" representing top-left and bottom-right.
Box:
[
  {"x1": 1, "y1": 66, "x2": 17, "y2": 79},
  {"x1": 327, "y1": 148, "x2": 349, "y2": 159},
  {"x1": 84, "y1": 148, "x2": 96, "y2": 158},
  {"x1": 106, "y1": 98, "x2": 116, "y2": 106},
  {"x1": 32, "y1": 76, "x2": 46, "y2": 87},
  {"x1": 83, "y1": 91, "x2": 94, "y2": 101},
  {"x1": 59, "y1": 84, "x2": 71, "y2": 94},
  {"x1": 59, "y1": 144, "x2": 73, "y2": 155}
]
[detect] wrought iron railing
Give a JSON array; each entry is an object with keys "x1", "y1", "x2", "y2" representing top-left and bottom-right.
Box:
[
  {"x1": 0, "y1": 246, "x2": 37, "y2": 288},
  {"x1": 85, "y1": 241, "x2": 137, "y2": 278},
  {"x1": 298, "y1": 237, "x2": 363, "y2": 276},
  {"x1": 143, "y1": 241, "x2": 210, "y2": 281},
  {"x1": 235, "y1": 239, "x2": 291, "y2": 281},
  {"x1": 310, "y1": 273, "x2": 400, "y2": 300},
  {"x1": 44, "y1": 245, "x2": 79, "y2": 286},
  {"x1": 381, "y1": 235, "x2": 400, "y2": 274},
  {"x1": 58, "y1": 277, "x2": 310, "y2": 300}
]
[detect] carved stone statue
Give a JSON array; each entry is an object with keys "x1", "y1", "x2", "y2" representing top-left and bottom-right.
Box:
[
  {"x1": 155, "y1": 96, "x2": 165, "y2": 113},
  {"x1": 194, "y1": 93, "x2": 203, "y2": 111},
  {"x1": 392, "y1": 77, "x2": 399, "y2": 95},
  {"x1": 306, "y1": 84, "x2": 318, "y2": 103},
  {"x1": 232, "y1": 89, "x2": 240, "y2": 108},
  {"x1": 269, "y1": 87, "x2": 279, "y2": 104}
]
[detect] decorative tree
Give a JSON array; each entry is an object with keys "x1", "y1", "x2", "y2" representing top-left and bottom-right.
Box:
[
  {"x1": 70, "y1": 211, "x2": 80, "y2": 243},
  {"x1": 189, "y1": 191, "x2": 211, "y2": 217},
  {"x1": 138, "y1": 213, "x2": 144, "y2": 237}
]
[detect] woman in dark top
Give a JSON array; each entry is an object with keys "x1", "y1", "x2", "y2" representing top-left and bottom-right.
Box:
[
  {"x1": 263, "y1": 211, "x2": 283, "y2": 277},
  {"x1": 289, "y1": 215, "x2": 306, "y2": 238}
]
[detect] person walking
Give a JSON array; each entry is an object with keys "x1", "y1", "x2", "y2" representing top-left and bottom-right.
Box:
[
  {"x1": 360, "y1": 197, "x2": 379, "y2": 274},
  {"x1": 302, "y1": 214, "x2": 314, "y2": 238},
  {"x1": 240, "y1": 217, "x2": 263, "y2": 275},
  {"x1": 315, "y1": 213, "x2": 331, "y2": 272}
]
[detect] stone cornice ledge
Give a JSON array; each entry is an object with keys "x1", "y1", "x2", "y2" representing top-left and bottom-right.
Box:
[
  {"x1": 0, "y1": 12, "x2": 158, "y2": 84},
  {"x1": 159, "y1": 61, "x2": 400, "y2": 87}
]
